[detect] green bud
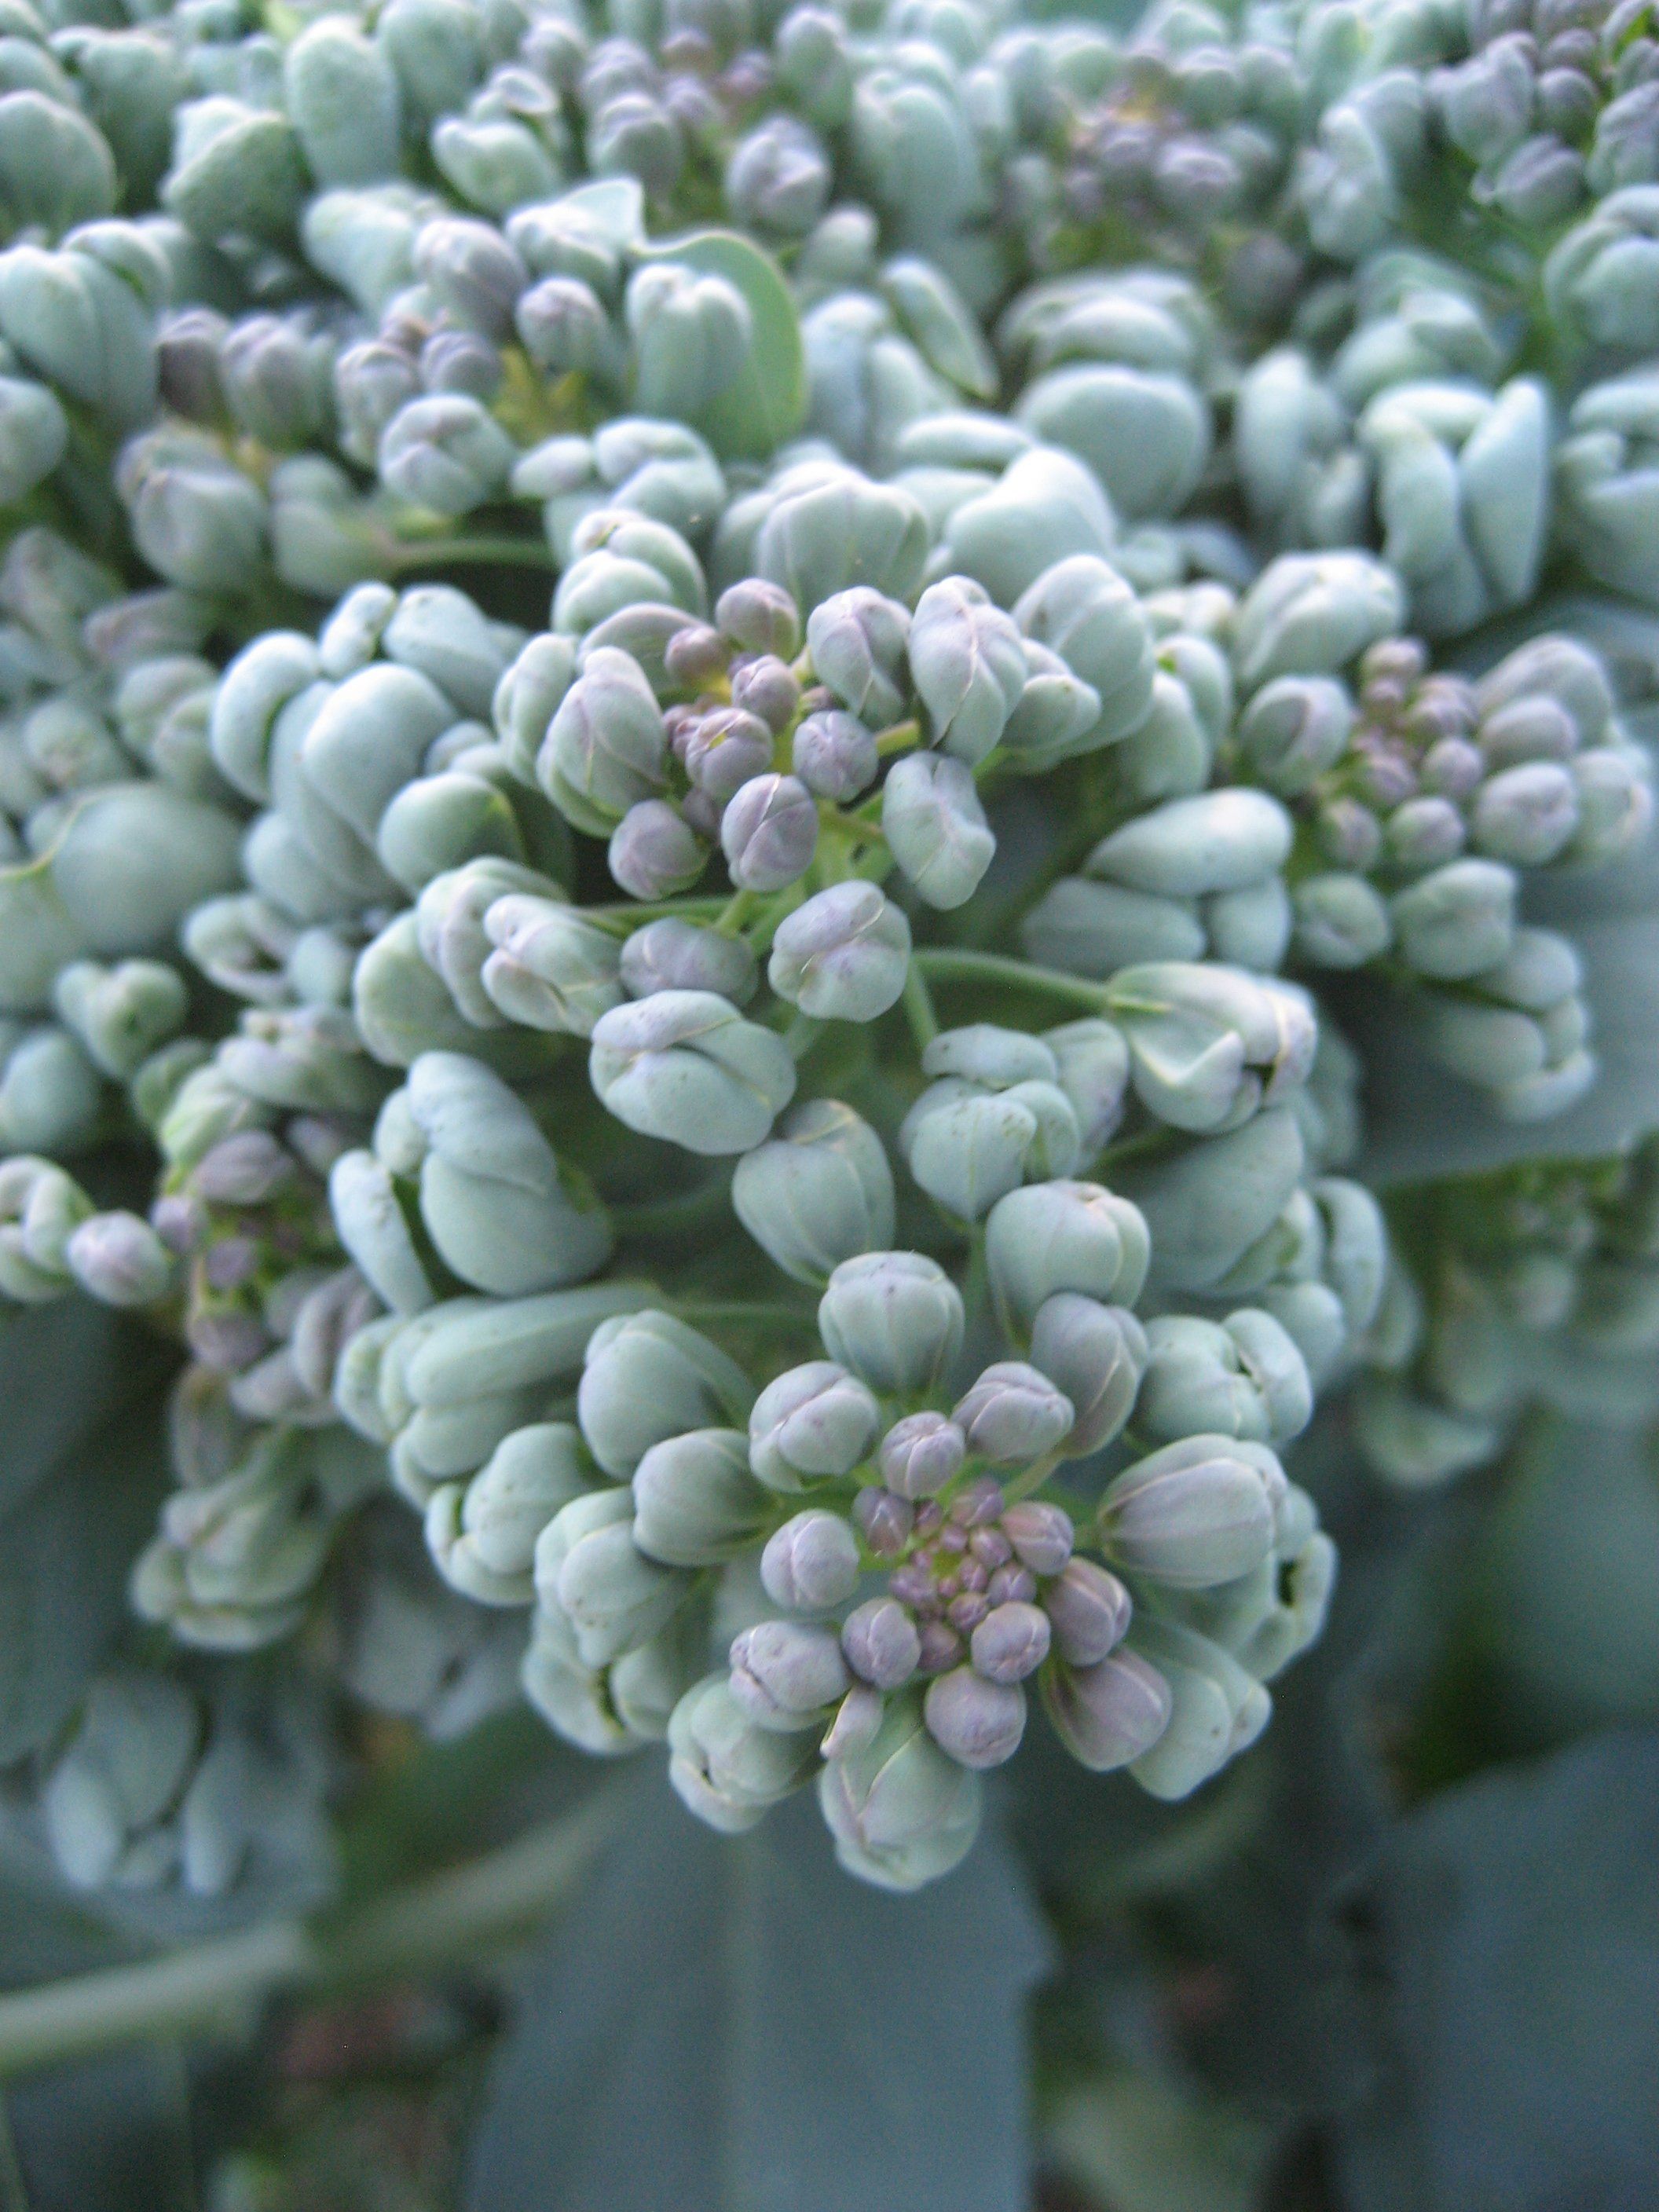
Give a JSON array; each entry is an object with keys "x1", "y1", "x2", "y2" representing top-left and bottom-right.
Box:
[
  {"x1": 0, "y1": 1154, "x2": 89, "y2": 1302},
  {"x1": 284, "y1": 16, "x2": 402, "y2": 188},
  {"x1": 732, "y1": 1097, "x2": 895, "y2": 1285},
  {"x1": 670, "y1": 1672, "x2": 819, "y2": 1833},
  {"x1": 818, "y1": 1249, "x2": 965, "y2": 1393},
  {"x1": 1126, "y1": 1617, "x2": 1272, "y2": 1800},
  {"x1": 952, "y1": 1359, "x2": 1074, "y2": 1463},
  {"x1": 1139, "y1": 1309, "x2": 1313, "y2": 1446},
  {"x1": 806, "y1": 587, "x2": 911, "y2": 727},
  {"x1": 53, "y1": 958, "x2": 185, "y2": 1080},
  {"x1": 164, "y1": 97, "x2": 307, "y2": 245},
  {"x1": 0, "y1": 374, "x2": 66, "y2": 506},
  {"x1": 817, "y1": 1691, "x2": 983, "y2": 1890},
  {"x1": 985, "y1": 1179, "x2": 1152, "y2": 1335},
  {"x1": 907, "y1": 576, "x2": 1027, "y2": 764},
  {"x1": 1116, "y1": 1107, "x2": 1306, "y2": 1295},
  {"x1": 900, "y1": 1057, "x2": 1080, "y2": 1221},
  {"x1": 1029, "y1": 1293, "x2": 1148, "y2": 1456},
  {"x1": 1088, "y1": 789, "x2": 1293, "y2": 899},
  {"x1": 65, "y1": 1208, "x2": 175, "y2": 1309},
  {"x1": 588, "y1": 987, "x2": 795, "y2": 1155},
  {"x1": 632, "y1": 1426, "x2": 770, "y2": 1565},
  {"x1": 537, "y1": 643, "x2": 666, "y2": 834},
  {"x1": 379, "y1": 393, "x2": 515, "y2": 518},
  {"x1": 1390, "y1": 857, "x2": 1518, "y2": 981},
  {"x1": 481, "y1": 894, "x2": 622, "y2": 1038},
  {"x1": 761, "y1": 1507, "x2": 862, "y2": 1612},
  {"x1": 755, "y1": 463, "x2": 930, "y2": 611},
  {"x1": 749, "y1": 1360, "x2": 882, "y2": 1491},
  {"x1": 0, "y1": 1022, "x2": 102, "y2": 1155},
  {"x1": 937, "y1": 446, "x2": 1117, "y2": 610},
  {"x1": 329, "y1": 1147, "x2": 438, "y2": 1317},
  {"x1": 116, "y1": 428, "x2": 267, "y2": 596},
  {"x1": 1012, "y1": 553, "x2": 1155, "y2": 741},
  {"x1": 882, "y1": 752, "x2": 996, "y2": 910},
  {"x1": 540, "y1": 1487, "x2": 690, "y2": 1668},
  {"x1": 1231, "y1": 551, "x2": 1406, "y2": 690},
  {"x1": 767, "y1": 881, "x2": 912, "y2": 1022},
  {"x1": 578, "y1": 1307, "x2": 753, "y2": 1481},
  {"x1": 1101, "y1": 1434, "x2": 1286, "y2": 1586},
  {"x1": 1108, "y1": 962, "x2": 1316, "y2": 1135},
  {"x1": 730, "y1": 1619, "x2": 848, "y2": 1731}
]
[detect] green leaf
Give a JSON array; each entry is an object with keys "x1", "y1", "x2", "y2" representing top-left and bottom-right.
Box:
[
  {"x1": 636, "y1": 230, "x2": 807, "y2": 463},
  {"x1": 1331, "y1": 1729, "x2": 1659, "y2": 2212},
  {"x1": 465, "y1": 1770, "x2": 1053, "y2": 2212},
  {"x1": 0, "y1": 1309, "x2": 175, "y2": 1763}
]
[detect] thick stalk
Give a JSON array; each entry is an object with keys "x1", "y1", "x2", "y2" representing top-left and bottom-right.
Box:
[{"x1": 0, "y1": 1791, "x2": 615, "y2": 2080}]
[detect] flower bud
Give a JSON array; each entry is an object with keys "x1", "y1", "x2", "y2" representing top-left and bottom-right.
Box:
[
  {"x1": 414, "y1": 216, "x2": 527, "y2": 342},
  {"x1": 1088, "y1": 789, "x2": 1293, "y2": 901},
  {"x1": 1100, "y1": 1434, "x2": 1285, "y2": 1586},
  {"x1": 877, "y1": 1411, "x2": 965, "y2": 1500},
  {"x1": 749, "y1": 1360, "x2": 882, "y2": 1489},
  {"x1": 628, "y1": 262, "x2": 752, "y2": 420},
  {"x1": 1126, "y1": 1617, "x2": 1270, "y2": 1799},
  {"x1": 1232, "y1": 551, "x2": 1406, "y2": 690},
  {"x1": 632, "y1": 1426, "x2": 770, "y2": 1566},
  {"x1": 538, "y1": 645, "x2": 667, "y2": 834},
  {"x1": 1043, "y1": 1648, "x2": 1172, "y2": 1771},
  {"x1": 841, "y1": 1596, "x2": 922, "y2": 1689},
  {"x1": 792, "y1": 708, "x2": 877, "y2": 801},
  {"x1": 882, "y1": 751, "x2": 996, "y2": 910},
  {"x1": 1236, "y1": 674, "x2": 1355, "y2": 797},
  {"x1": 284, "y1": 16, "x2": 402, "y2": 188},
  {"x1": 1390, "y1": 857, "x2": 1518, "y2": 980},
  {"x1": 1012, "y1": 554, "x2": 1156, "y2": 742},
  {"x1": 65, "y1": 1209, "x2": 175, "y2": 1308},
  {"x1": 986, "y1": 1180, "x2": 1151, "y2": 1335},
  {"x1": 730, "y1": 1619, "x2": 849, "y2": 1729},
  {"x1": 116, "y1": 429, "x2": 268, "y2": 596},
  {"x1": 680, "y1": 705, "x2": 775, "y2": 803},
  {"x1": 923, "y1": 1666, "x2": 1026, "y2": 1768},
  {"x1": 805, "y1": 587, "x2": 912, "y2": 727},
  {"x1": 427, "y1": 1422, "x2": 590, "y2": 1605},
  {"x1": 53, "y1": 958, "x2": 187, "y2": 1082},
  {"x1": 1139, "y1": 1309, "x2": 1313, "y2": 1445},
  {"x1": 608, "y1": 798, "x2": 706, "y2": 900},
  {"x1": 482, "y1": 895, "x2": 624, "y2": 1037},
  {"x1": 907, "y1": 576, "x2": 1027, "y2": 764},
  {"x1": 818, "y1": 1250, "x2": 965, "y2": 1393},
  {"x1": 379, "y1": 394, "x2": 515, "y2": 518},
  {"x1": 818, "y1": 1694, "x2": 983, "y2": 1889},
  {"x1": 720, "y1": 771, "x2": 819, "y2": 892},
  {"x1": 1117, "y1": 1106, "x2": 1306, "y2": 1295},
  {"x1": 1028, "y1": 1293, "x2": 1148, "y2": 1456},
  {"x1": 0, "y1": 1025, "x2": 102, "y2": 1156},
  {"x1": 1043, "y1": 1558, "x2": 1132, "y2": 1668},
  {"x1": 589, "y1": 988, "x2": 796, "y2": 1155},
  {"x1": 760, "y1": 1507, "x2": 861, "y2": 1612},
  {"x1": 493, "y1": 632, "x2": 578, "y2": 786},
  {"x1": 619, "y1": 917, "x2": 756, "y2": 1004},
  {"x1": 541, "y1": 1489, "x2": 690, "y2": 1667},
  {"x1": 669, "y1": 1672, "x2": 819, "y2": 1833},
  {"x1": 767, "y1": 881, "x2": 911, "y2": 1023},
  {"x1": 715, "y1": 578, "x2": 800, "y2": 659},
  {"x1": 578, "y1": 1309, "x2": 753, "y2": 1480},
  {"x1": 971, "y1": 1600, "x2": 1052, "y2": 1686},
  {"x1": 951, "y1": 1361, "x2": 1075, "y2": 1464},
  {"x1": 0, "y1": 374, "x2": 67, "y2": 507},
  {"x1": 732, "y1": 1097, "x2": 895, "y2": 1285}
]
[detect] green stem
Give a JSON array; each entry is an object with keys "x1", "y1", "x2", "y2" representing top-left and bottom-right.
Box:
[
  {"x1": 0, "y1": 1793, "x2": 615, "y2": 2080},
  {"x1": 669, "y1": 1297, "x2": 817, "y2": 1334},
  {"x1": 900, "y1": 957, "x2": 940, "y2": 1053},
  {"x1": 782, "y1": 1011, "x2": 824, "y2": 1061},
  {"x1": 875, "y1": 718, "x2": 921, "y2": 757},
  {"x1": 914, "y1": 949, "x2": 1107, "y2": 1013},
  {"x1": 389, "y1": 534, "x2": 557, "y2": 575},
  {"x1": 715, "y1": 887, "x2": 761, "y2": 937}
]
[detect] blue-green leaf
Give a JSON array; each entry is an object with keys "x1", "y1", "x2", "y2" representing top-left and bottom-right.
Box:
[{"x1": 465, "y1": 1770, "x2": 1052, "y2": 2212}]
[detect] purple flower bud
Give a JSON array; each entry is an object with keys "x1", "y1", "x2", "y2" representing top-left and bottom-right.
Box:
[
  {"x1": 970, "y1": 1526, "x2": 1013, "y2": 1569},
  {"x1": 191, "y1": 1130, "x2": 294, "y2": 1205},
  {"x1": 917, "y1": 1619, "x2": 965, "y2": 1675},
  {"x1": 987, "y1": 1563, "x2": 1038, "y2": 1605},
  {"x1": 203, "y1": 1236, "x2": 261, "y2": 1291},
  {"x1": 947, "y1": 1591, "x2": 991, "y2": 1632},
  {"x1": 1044, "y1": 1650, "x2": 1172, "y2": 1771},
  {"x1": 716, "y1": 578, "x2": 800, "y2": 660},
  {"x1": 760, "y1": 1507, "x2": 860, "y2": 1612},
  {"x1": 998, "y1": 1500, "x2": 1075, "y2": 1576},
  {"x1": 841, "y1": 1596, "x2": 922, "y2": 1688},
  {"x1": 731, "y1": 654, "x2": 800, "y2": 734},
  {"x1": 152, "y1": 1192, "x2": 206, "y2": 1254},
  {"x1": 65, "y1": 1212, "x2": 176, "y2": 1308},
  {"x1": 730, "y1": 1618, "x2": 850, "y2": 1727},
  {"x1": 682, "y1": 705, "x2": 775, "y2": 800},
  {"x1": 186, "y1": 1309, "x2": 270, "y2": 1372},
  {"x1": 853, "y1": 1484, "x2": 914, "y2": 1557},
  {"x1": 972, "y1": 1601, "x2": 1052, "y2": 1684},
  {"x1": 608, "y1": 798, "x2": 707, "y2": 899},
  {"x1": 792, "y1": 708, "x2": 878, "y2": 801},
  {"x1": 1042, "y1": 1558, "x2": 1132, "y2": 1665},
  {"x1": 720, "y1": 772, "x2": 819, "y2": 891},
  {"x1": 950, "y1": 1476, "x2": 1008, "y2": 1528},
  {"x1": 923, "y1": 1667, "x2": 1027, "y2": 1768},
  {"x1": 665, "y1": 622, "x2": 731, "y2": 690},
  {"x1": 877, "y1": 1412, "x2": 966, "y2": 1500}
]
